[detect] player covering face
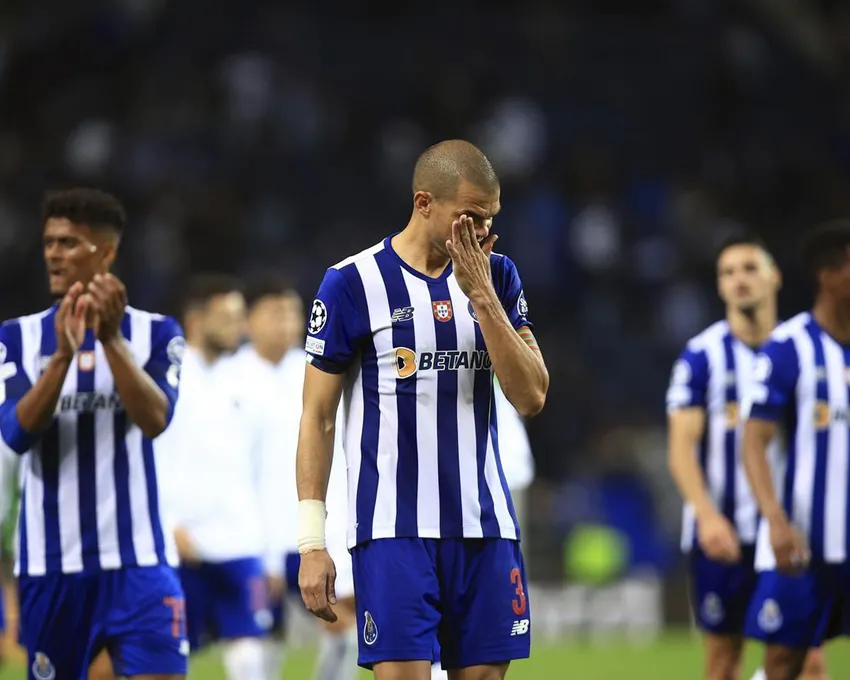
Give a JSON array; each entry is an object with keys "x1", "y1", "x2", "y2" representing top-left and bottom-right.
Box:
[{"x1": 296, "y1": 140, "x2": 548, "y2": 680}]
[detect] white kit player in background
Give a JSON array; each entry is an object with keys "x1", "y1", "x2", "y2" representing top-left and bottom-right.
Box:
[
  {"x1": 234, "y1": 276, "x2": 358, "y2": 680},
  {"x1": 159, "y1": 275, "x2": 277, "y2": 680}
]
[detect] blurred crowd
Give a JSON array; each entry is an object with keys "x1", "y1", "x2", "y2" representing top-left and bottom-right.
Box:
[{"x1": 2, "y1": 0, "x2": 850, "y2": 578}]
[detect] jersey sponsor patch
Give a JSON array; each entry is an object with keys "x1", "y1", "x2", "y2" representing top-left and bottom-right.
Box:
[
  {"x1": 517, "y1": 290, "x2": 528, "y2": 317},
  {"x1": 305, "y1": 336, "x2": 326, "y2": 356},
  {"x1": 167, "y1": 336, "x2": 187, "y2": 365},
  {"x1": 308, "y1": 299, "x2": 328, "y2": 335},
  {"x1": 468, "y1": 301, "x2": 479, "y2": 323}
]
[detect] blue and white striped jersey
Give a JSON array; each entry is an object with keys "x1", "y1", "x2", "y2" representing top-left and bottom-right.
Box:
[
  {"x1": 305, "y1": 237, "x2": 531, "y2": 548},
  {"x1": 0, "y1": 305, "x2": 184, "y2": 577},
  {"x1": 666, "y1": 320, "x2": 767, "y2": 550},
  {"x1": 749, "y1": 312, "x2": 850, "y2": 567}
]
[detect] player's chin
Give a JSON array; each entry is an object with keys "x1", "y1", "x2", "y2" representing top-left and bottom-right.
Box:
[{"x1": 48, "y1": 278, "x2": 70, "y2": 298}]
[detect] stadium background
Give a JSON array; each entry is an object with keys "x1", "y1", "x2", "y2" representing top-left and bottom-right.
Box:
[{"x1": 2, "y1": 0, "x2": 850, "y2": 676}]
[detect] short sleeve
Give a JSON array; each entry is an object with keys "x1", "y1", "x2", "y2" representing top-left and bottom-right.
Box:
[
  {"x1": 143, "y1": 316, "x2": 185, "y2": 429},
  {"x1": 0, "y1": 322, "x2": 36, "y2": 453},
  {"x1": 492, "y1": 255, "x2": 532, "y2": 330},
  {"x1": 305, "y1": 268, "x2": 364, "y2": 374},
  {"x1": 748, "y1": 337, "x2": 799, "y2": 422},
  {"x1": 665, "y1": 347, "x2": 709, "y2": 412}
]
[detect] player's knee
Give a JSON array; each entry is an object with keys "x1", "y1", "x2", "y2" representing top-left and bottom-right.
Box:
[
  {"x1": 799, "y1": 648, "x2": 828, "y2": 680},
  {"x1": 704, "y1": 635, "x2": 744, "y2": 680},
  {"x1": 763, "y1": 645, "x2": 807, "y2": 680},
  {"x1": 446, "y1": 663, "x2": 509, "y2": 680}
]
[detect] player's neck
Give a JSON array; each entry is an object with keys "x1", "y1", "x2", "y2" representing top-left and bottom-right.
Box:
[
  {"x1": 812, "y1": 298, "x2": 850, "y2": 345},
  {"x1": 253, "y1": 342, "x2": 287, "y2": 366},
  {"x1": 393, "y1": 221, "x2": 451, "y2": 278},
  {"x1": 726, "y1": 305, "x2": 775, "y2": 347},
  {"x1": 187, "y1": 340, "x2": 223, "y2": 365}
]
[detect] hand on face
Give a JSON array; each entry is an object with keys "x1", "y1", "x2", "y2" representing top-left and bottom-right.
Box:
[{"x1": 445, "y1": 215, "x2": 498, "y2": 298}]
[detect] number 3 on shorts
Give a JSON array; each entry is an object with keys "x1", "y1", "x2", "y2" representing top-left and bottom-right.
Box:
[{"x1": 510, "y1": 567, "x2": 527, "y2": 616}]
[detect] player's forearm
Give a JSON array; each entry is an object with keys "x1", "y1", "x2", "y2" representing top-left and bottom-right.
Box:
[
  {"x1": 668, "y1": 442, "x2": 716, "y2": 520},
  {"x1": 102, "y1": 337, "x2": 169, "y2": 438},
  {"x1": 470, "y1": 289, "x2": 548, "y2": 417},
  {"x1": 13, "y1": 354, "x2": 73, "y2": 437},
  {"x1": 743, "y1": 419, "x2": 785, "y2": 522},
  {"x1": 296, "y1": 409, "x2": 336, "y2": 553},
  {"x1": 296, "y1": 410, "x2": 336, "y2": 503}
]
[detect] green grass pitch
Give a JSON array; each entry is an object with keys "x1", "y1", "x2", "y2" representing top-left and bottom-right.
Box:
[{"x1": 1, "y1": 632, "x2": 848, "y2": 678}]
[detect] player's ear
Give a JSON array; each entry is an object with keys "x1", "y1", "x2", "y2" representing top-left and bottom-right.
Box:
[
  {"x1": 95, "y1": 231, "x2": 119, "y2": 271},
  {"x1": 413, "y1": 191, "x2": 432, "y2": 217}
]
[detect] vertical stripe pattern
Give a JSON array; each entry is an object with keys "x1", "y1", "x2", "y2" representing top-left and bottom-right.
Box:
[
  {"x1": 753, "y1": 312, "x2": 850, "y2": 568},
  {"x1": 11, "y1": 306, "x2": 182, "y2": 576},
  {"x1": 327, "y1": 239, "x2": 525, "y2": 547},
  {"x1": 672, "y1": 321, "x2": 766, "y2": 550}
]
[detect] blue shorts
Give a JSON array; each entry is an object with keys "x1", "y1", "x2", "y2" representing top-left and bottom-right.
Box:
[
  {"x1": 19, "y1": 564, "x2": 188, "y2": 680},
  {"x1": 352, "y1": 537, "x2": 531, "y2": 670},
  {"x1": 270, "y1": 552, "x2": 302, "y2": 633},
  {"x1": 690, "y1": 545, "x2": 757, "y2": 635},
  {"x1": 179, "y1": 557, "x2": 271, "y2": 651},
  {"x1": 744, "y1": 562, "x2": 850, "y2": 648}
]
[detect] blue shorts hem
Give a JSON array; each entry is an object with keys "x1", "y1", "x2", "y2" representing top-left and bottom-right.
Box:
[
  {"x1": 743, "y1": 626, "x2": 822, "y2": 649},
  {"x1": 696, "y1": 621, "x2": 747, "y2": 637},
  {"x1": 357, "y1": 648, "x2": 435, "y2": 670},
  {"x1": 445, "y1": 646, "x2": 531, "y2": 670}
]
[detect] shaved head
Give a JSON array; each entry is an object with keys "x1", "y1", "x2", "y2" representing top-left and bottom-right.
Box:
[{"x1": 412, "y1": 140, "x2": 499, "y2": 200}]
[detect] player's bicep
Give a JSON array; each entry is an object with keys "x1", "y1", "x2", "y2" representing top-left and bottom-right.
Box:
[
  {"x1": 667, "y1": 407, "x2": 706, "y2": 452},
  {"x1": 744, "y1": 417, "x2": 778, "y2": 454},
  {"x1": 302, "y1": 362, "x2": 346, "y2": 426}
]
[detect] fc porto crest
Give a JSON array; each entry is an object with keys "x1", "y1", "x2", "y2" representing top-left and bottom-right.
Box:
[
  {"x1": 363, "y1": 610, "x2": 378, "y2": 645},
  {"x1": 758, "y1": 598, "x2": 783, "y2": 633},
  {"x1": 432, "y1": 300, "x2": 453, "y2": 322},
  {"x1": 32, "y1": 652, "x2": 56, "y2": 680},
  {"x1": 700, "y1": 592, "x2": 724, "y2": 626}
]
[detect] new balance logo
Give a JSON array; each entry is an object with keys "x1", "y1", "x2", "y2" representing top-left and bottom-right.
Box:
[
  {"x1": 510, "y1": 619, "x2": 530, "y2": 636},
  {"x1": 391, "y1": 306, "x2": 414, "y2": 322}
]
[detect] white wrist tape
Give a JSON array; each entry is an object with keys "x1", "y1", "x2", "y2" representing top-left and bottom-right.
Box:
[{"x1": 297, "y1": 499, "x2": 327, "y2": 554}]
